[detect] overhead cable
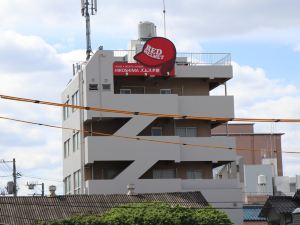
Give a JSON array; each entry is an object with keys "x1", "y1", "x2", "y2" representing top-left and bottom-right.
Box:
[
  {"x1": 0, "y1": 115, "x2": 299, "y2": 155},
  {"x1": 1, "y1": 94, "x2": 300, "y2": 123}
]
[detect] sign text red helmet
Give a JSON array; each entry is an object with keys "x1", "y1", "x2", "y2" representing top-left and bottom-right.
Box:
[{"x1": 134, "y1": 37, "x2": 176, "y2": 75}]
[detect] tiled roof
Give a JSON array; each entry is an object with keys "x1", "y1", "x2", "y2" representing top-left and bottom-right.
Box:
[
  {"x1": 243, "y1": 205, "x2": 266, "y2": 221},
  {"x1": 0, "y1": 191, "x2": 208, "y2": 225},
  {"x1": 259, "y1": 195, "x2": 300, "y2": 218}
]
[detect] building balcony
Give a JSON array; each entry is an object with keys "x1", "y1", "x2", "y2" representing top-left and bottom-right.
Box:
[
  {"x1": 85, "y1": 178, "x2": 240, "y2": 195},
  {"x1": 113, "y1": 51, "x2": 232, "y2": 80},
  {"x1": 114, "y1": 51, "x2": 231, "y2": 66},
  {"x1": 84, "y1": 95, "x2": 234, "y2": 120},
  {"x1": 84, "y1": 136, "x2": 236, "y2": 164}
]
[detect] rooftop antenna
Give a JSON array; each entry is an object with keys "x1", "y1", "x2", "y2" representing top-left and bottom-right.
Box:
[
  {"x1": 163, "y1": 0, "x2": 167, "y2": 37},
  {"x1": 81, "y1": 0, "x2": 97, "y2": 61}
]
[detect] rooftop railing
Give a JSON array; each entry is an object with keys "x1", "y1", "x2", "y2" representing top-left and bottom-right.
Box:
[{"x1": 113, "y1": 50, "x2": 231, "y2": 65}]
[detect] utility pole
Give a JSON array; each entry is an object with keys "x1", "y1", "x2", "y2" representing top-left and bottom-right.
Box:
[
  {"x1": 13, "y1": 158, "x2": 17, "y2": 197},
  {"x1": 0, "y1": 159, "x2": 18, "y2": 196},
  {"x1": 27, "y1": 182, "x2": 45, "y2": 196},
  {"x1": 42, "y1": 183, "x2": 45, "y2": 197}
]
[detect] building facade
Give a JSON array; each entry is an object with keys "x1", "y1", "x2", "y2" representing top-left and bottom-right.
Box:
[
  {"x1": 62, "y1": 22, "x2": 242, "y2": 224},
  {"x1": 212, "y1": 123, "x2": 283, "y2": 176}
]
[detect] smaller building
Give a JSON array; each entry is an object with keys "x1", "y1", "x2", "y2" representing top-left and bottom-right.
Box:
[
  {"x1": 292, "y1": 208, "x2": 300, "y2": 225},
  {"x1": 259, "y1": 190, "x2": 300, "y2": 225},
  {"x1": 243, "y1": 205, "x2": 267, "y2": 225},
  {"x1": 0, "y1": 191, "x2": 208, "y2": 225}
]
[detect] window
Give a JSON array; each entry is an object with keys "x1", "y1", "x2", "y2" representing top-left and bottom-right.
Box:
[
  {"x1": 63, "y1": 100, "x2": 70, "y2": 120},
  {"x1": 187, "y1": 169, "x2": 203, "y2": 179},
  {"x1": 64, "y1": 139, "x2": 70, "y2": 158},
  {"x1": 160, "y1": 89, "x2": 172, "y2": 94},
  {"x1": 175, "y1": 127, "x2": 197, "y2": 137},
  {"x1": 120, "y1": 89, "x2": 131, "y2": 94},
  {"x1": 102, "y1": 84, "x2": 111, "y2": 91},
  {"x1": 153, "y1": 169, "x2": 176, "y2": 179},
  {"x1": 71, "y1": 91, "x2": 79, "y2": 112},
  {"x1": 74, "y1": 170, "x2": 81, "y2": 194},
  {"x1": 64, "y1": 175, "x2": 71, "y2": 195},
  {"x1": 89, "y1": 84, "x2": 98, "y2": 91},
  {"x1": 151, "y1": 127, "x2": 162, "y2": 136},
  {"x1": 72, "y1": 132, "x2": 80, "y2": 152}
]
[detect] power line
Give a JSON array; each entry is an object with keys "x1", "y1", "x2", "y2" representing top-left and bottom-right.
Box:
[
  {"x1": 0, "y1": 115, "x2": 299, "y2": 155},
  {"x1": 1, "y1": 94, "x2": 300, "y2": 123},
  {"x1": 21, "y1": 175, "x2": 63, "y2": 183}
]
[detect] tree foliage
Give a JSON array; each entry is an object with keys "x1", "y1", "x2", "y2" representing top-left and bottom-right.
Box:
[{"x1": 38, "y1": 202, "x2": 232, "y2": 225}]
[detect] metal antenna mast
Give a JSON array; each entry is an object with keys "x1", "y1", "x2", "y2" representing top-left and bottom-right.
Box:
[
  {"x1": 163, "y1": 0, "x2": 167, "y2": 37},
  {"x1": 81, "y1": 0, "x2": 97, "y2": 61}
]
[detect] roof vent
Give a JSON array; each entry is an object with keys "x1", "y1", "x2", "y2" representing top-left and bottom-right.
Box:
[
  {"x1": 49, "y1": 185, "x2": 57, "y2": 197},
  {"x1": 127, "y1": 184, "x2": 137, "y2": 196}
]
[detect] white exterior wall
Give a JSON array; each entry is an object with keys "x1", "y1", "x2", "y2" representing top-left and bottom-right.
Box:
[
  {"x1": 62, "y1": 74, "x2": 83, "y2": 194},
  {"x1": 62, "y1": 49, "x2": 242, "y2": 224}
]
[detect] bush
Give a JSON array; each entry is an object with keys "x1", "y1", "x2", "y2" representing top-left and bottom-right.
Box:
[{"x1": 38, "y1": 202, "x2": 233, "y2": 225}]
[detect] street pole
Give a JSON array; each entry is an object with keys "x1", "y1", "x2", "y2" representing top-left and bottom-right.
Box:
[
  {"x1": 42, "y1": 183, "x2": 44, "y2": 197},
  {"x1": 12, "y1": 158, "x2": 17, "y2": 197}
]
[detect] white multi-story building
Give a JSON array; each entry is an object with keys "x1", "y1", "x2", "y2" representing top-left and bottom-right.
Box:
[{"x1": 62, "y1": 22, "x2": 242, "y2": 225}]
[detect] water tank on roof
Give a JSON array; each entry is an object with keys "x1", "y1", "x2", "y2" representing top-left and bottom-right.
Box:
[
  {"x1": 258, "y1": 174, "x2": 267, "y2": 185},
  {"x1": 138, "y1": 21, "x2": 157, "y2": 41}
]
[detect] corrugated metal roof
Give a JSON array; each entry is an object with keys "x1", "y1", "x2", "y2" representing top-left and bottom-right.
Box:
[
  {"x1": 243, "y1": 205, "x2": 266, "y2": 221},
  {"x1": 0, "y1": 191, "x2": 208, "y2": 225}
]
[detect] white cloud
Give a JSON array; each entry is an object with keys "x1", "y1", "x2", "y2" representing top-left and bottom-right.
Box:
[
  {"x1": 2, "y1": 0, "x2": 300, "y2": 49},
  {"x1": 0, "y1": 30, "x2": 66, "y2": 73},
  {"x1": 0, "y1": 31, "x2": 84, "y2": 196}
]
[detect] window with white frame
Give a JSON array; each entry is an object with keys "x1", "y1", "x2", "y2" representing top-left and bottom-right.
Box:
[
  {"x1": 64, "y1": 175, "x2": 71, "y2": 195},
  {"x1": 71, "y1": 91, "x2": 79, "y2": 112},
  {"x1": 151, "y1": 127, "x2": 162, "y2": 136},
  {"x1": 64, "y1": 139, "x2": 70, "y2": 158},
  {"x1": 120, "y1": 89, "x2": 131, "y2": 94},
  {"x1": 186, "y1": 169, "x2": 203, "y2": 179},
  {"x1": 63, "y1": 100, "x2": 70, "y2": 120},
  {"x1": 73, "y1": 170, "x2": 81, "y2": 194},
  {"x1": 153, "y1": 169, "x2": 176, "y2": 179},
  {"x1": 175, "y1": 127, "x2": 197, "y2": 137},
  {"x1": 72, "y1": 132, "x2": 80, "y2": 152},
  {"x1": 160, "y1": 89, "x2": 172, "y2": 94}
]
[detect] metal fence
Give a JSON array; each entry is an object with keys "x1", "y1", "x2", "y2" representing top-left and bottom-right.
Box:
[{"x1": 113, "y1": 50, "x2": 231, "y2": 65}]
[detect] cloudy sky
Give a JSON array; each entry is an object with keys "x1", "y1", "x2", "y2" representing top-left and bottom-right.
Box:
[{"x1": 0, "y1": 0, "x2": 300, "y2": 195}]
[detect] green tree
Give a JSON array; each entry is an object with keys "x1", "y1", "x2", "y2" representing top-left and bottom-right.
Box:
[{"x1": 38, "y1": 202, "x2": 232, "y2": 225}]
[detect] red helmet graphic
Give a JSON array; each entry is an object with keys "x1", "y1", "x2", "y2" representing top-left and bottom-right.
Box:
[{"x1": 134, "y1": 37, "x2": 177, "y2": 75}]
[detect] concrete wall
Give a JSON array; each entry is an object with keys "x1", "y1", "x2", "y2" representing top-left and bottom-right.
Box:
[
  {"x1": 275, "y1": 175, "x2": 300, "y2": 196},
  {"x1": 86, "y1": 178, "x2": 243, "y2": 225},
  {"x1": 114, "y1": 77, "x2": 210, "y2": 95},
  {"x1": 85, "y1": 136, "x2": 237, "y2": 164},
  {"x1": 62, "y1": 74, "x2": 83, "y2": 193},
  {"x1": 84, "y1": 93, "x2": 234, "y2": 120},
  {"x1": 244, "y1": 165, "x2": 273, "y2": 196},
  {"x1": 212, "y1": 124, "x2": 283, "y2": 176},
  {"x1": 175, "y1": 65, "x2": 233, "y2": 79}
]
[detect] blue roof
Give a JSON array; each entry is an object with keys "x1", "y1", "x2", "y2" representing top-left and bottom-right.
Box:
[{"x1": 243, "y1": 205, "x2": 266, "y2": 221}]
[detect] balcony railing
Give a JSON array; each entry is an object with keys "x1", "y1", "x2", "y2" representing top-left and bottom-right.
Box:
[{"x1": 113, "y1": 50, "x2": 231, "y2": 65}]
